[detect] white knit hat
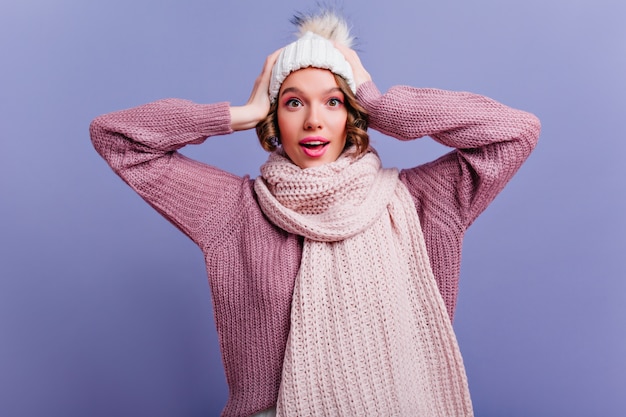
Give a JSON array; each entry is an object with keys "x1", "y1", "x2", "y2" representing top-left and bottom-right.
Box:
[{"x1": 269, "y1": 12, "x2": 356, "y2": 102}]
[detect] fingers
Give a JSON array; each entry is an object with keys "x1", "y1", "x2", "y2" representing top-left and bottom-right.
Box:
[
  {"x1": 264, "y1": 48, "x2": 284, "y2": 73},
  {"x1": 246, "y1": 48, "x2": 283, "y2": 105},
  {"x1": 333, "y1": 42, "x2": 372, "y2": 89},
  {"x1": 333, "y1": 42, "x2": 358, "y2": 63},
  {"x1": 251, "y1": 48, "x2": 283, "y2": 101},
  {"x1": 259, "y1": 48, "x2": 284, "y2": 85}
]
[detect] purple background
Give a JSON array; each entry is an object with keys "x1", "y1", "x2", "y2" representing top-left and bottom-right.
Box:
[{"x1": 1, "y1": 1, "x2": 624, "y2": 416}]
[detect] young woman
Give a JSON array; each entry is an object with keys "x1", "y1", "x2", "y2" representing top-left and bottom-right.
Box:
[{"x1": 90, "y1": 11, "x2": 540, "y2": 417}]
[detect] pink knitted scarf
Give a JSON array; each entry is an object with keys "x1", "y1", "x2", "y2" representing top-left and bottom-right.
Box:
[{"x1": 254, "y1": 149, "x2": 473, "y2": 416}]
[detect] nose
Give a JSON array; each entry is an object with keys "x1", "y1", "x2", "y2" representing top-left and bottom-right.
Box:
[{"x1": 304, "y1": 106, "x2": 322, "y2": 130}]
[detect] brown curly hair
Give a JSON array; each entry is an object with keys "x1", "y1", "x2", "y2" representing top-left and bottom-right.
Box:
[{"x1": 256, "y1": 73, "x2": 370, "y2": 155}]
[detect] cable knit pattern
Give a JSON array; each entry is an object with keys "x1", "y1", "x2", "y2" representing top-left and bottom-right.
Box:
[
  {"x1": 255, "y1": 150, "x2": 472, "y2": 416},
  {"x1": 89, "y1": 82, "x2": 540, "y2": 417}
]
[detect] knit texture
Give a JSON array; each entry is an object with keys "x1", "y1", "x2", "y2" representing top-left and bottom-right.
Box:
[
  {"x1": 89, "y1": 81, "x2": 540, "y2": 417},
  {"x1": 255, "y1": 150, "x2": 473, "y2": 416},
  {"x1": 269, "y1": 31, "x2": 355, "y2": 102}
]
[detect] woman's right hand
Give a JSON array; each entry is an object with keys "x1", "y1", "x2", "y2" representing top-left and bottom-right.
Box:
[{"x1": 230, "y1": 48, "x2": 282, "y2": 131}]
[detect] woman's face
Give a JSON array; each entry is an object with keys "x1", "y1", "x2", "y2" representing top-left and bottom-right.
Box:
[{"x1": 277, "y1": 68, "x2": 348, "y2": 169}]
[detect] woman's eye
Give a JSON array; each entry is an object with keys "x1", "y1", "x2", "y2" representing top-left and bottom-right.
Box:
[
  {"x1": 328, "y1": 98, "x2": 343, "y2": 107},
  {"x1": 286, "y1": 99, "x2": 301, "y2": 108}
]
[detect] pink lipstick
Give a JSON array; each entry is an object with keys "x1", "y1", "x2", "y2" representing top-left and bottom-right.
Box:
[{"x1": 299, "y1": 137, "x2": 330, "y2": 158}]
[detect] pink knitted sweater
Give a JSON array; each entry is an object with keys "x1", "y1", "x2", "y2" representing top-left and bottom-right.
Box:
[{"x1": 90, "y1": 81, "x2": 540, "y2": 417}]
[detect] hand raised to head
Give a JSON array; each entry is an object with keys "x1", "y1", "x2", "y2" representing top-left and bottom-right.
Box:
[
  {"x1": 230, "y1": 48, "x2": 283, "y2": 131},
  {"x1": 333, "y1": 42, "x2": 372, "y2": 90}
]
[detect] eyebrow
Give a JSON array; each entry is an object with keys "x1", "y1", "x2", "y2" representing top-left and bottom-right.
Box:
[{"x1": 280, "y1": 86, "x2": 343, "y2": 98}]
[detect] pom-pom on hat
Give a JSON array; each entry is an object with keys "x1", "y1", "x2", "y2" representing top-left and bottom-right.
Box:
[{"x1": 269, "y1": 11, "x2": 356, "y2": 102}]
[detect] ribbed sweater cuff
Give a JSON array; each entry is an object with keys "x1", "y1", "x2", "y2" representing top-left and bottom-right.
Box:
[
  {"x1": 196, "y1": 101, "x2": 234, "y2": 138},
  {"x1": 355, "y1": 81, "x2": 382, "y2": 110}
]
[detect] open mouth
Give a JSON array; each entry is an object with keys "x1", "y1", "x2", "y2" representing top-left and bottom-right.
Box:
[
  {"x1": 299, "y1": 138, "x2": 331, "y2": 158},
  {"x1": 301, "y1": 141, "x2": 329, "y2": 150}
]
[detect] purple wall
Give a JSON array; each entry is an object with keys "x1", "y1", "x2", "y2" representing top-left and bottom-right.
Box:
[{"x1": 1, "y1": 1, "x2": 624, "y2": 416}]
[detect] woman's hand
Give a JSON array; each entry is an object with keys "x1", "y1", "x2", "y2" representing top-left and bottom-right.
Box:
[
  {"x1": 333, "y1": 42, "x2": 372, "y2": 89},
  {"x1": 230, "y1": 48, "x2": 283, "y2": 131}
]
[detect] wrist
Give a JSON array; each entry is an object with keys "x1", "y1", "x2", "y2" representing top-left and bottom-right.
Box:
[
  {"x1": 230, "y1": 105, "x2": 264, "y2": 131},
  {"x1": 354, "y1": 70, "x2": 372, "y2": 89}
]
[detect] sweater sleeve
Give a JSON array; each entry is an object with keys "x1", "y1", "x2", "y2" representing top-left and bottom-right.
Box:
[
  {"x1": 89, "y1": 99, "x2": 246, "y2": 247},
  {"x1": 356, "y1": 81, "x2": 541, "y2": 228}
]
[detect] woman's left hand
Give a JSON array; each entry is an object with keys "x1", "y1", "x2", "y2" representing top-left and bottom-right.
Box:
[{"x1": 333, "y1": 42, "x2": 372, "y2": 89}]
